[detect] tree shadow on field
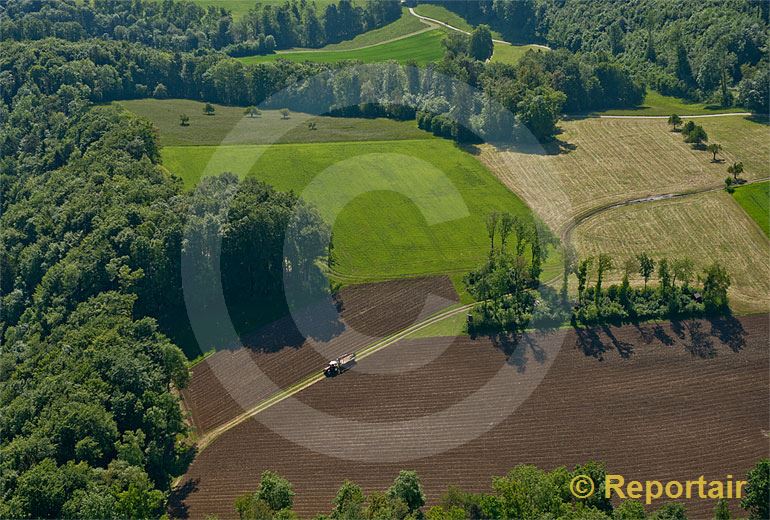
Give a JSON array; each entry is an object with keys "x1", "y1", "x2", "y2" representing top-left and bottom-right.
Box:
[
  {"x1": 601, "y1": 325, "x2": 634, "y2": 358},
  {"x1": 708, "y1": 314, "x2": 746, "y2": 352},
  {"x1": 575, "y1": 327, "x2": 608, "y2": 361},
  {"x1": 167, "y1": 478, "x2": 199, "y2": 519},
  {"x1": 683, "y1": 319, "x2": 716, "y2": 358},
  {"x1": 490, "y1": 332, "x2": 548, "y2": 373},
  {"x1": 634, "y1": 322, "x2": 675, "y2": 346},
  {"x1": 574, "y1": 325, "x2": 634, "y2": 360}
]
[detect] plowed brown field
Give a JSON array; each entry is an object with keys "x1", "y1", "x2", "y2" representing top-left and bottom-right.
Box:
[
  {"x1": 181, "y1": 276, "x2": 459, "y2": 436},
  {"x1": 172, "y1": 314, "x2": 769, "y2": 520}
]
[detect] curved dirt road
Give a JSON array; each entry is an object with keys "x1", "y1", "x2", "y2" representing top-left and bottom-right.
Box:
[
  {"x1": 562, "y1": 176, "x2": 770, "y2": 244},
  {"x1": 407, "y1": 7, "x2": 550, "y2": 49}
]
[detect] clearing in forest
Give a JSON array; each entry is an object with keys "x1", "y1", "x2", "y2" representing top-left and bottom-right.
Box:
[
  {"x1": 238, "y1": 30, "x2": 446, "y2": 65},
  {"x1": 117, "y1": 99, "x2": 429, "y2": 146},
  {"x1": 162, "y1": 138, "x2": 561, "y2": 281}
]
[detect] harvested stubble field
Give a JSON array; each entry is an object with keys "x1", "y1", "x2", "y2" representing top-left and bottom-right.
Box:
[
  {"x1": 181, "y1": 276, "x2": 459, "y2": 436},
  {"x1": 172, "y1": 314, "x2": 769, "y2": 520},
  {"x1": 573, "y1": 191, "x2": 770, "y2": 314},
  {"x1": 478, "y1": 115, "x2": 768, "y2": 235}
]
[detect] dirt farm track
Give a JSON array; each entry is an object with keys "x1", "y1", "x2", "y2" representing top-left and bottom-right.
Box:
[{"x1": 172, "y1": 304, "x2": 769, "y2": 519}]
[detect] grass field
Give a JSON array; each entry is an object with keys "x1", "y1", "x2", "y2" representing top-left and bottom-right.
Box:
[
  {"x1": 491, "y1": 43, "x2": 546, "y2": 65},
  {"x1": 239, "y1": 30, "x2": 445, "y2": 65},
  {"x1": 318, "y1": 8, "x2": 430, "y2": 51},
  {"x1": 161, "y1": 139, "x2": 560, "y2": 281},
  {"x1": 117, "y1": 99, "x2": 430, "y2": 146},
  {"x1": 597, "y1": 91, "x2": 748, "y2": 116},
  {"x1": 411, "y1": 4, "x2": 504, "y2": 40},
  {"x1": 573, "y1": 191, "x2": 770, "y2": 313},
  {"x1": 733, "y1": 181, "x2": 769, "y2": 236},
  {"x1": 479, "y1": 115, "x2": 769, "y2": 235}
]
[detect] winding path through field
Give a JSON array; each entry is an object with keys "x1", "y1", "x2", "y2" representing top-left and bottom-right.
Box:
[{"x1": 562, "y1": 176, "x2": 770, "y2": 244}]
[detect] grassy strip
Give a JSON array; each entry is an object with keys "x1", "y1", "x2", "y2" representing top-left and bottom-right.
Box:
[
  {"x1": 732, "y1": 181, "x2": 770, "y2": 237},
  {"x1": 597, "y1": 91, "x2": 749, "y2": 116}
]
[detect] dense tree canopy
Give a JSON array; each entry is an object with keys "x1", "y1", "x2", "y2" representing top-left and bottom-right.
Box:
[
  {"x1": 418, "y1": 0, "x2": 767, "y2": 106},
  {"x1": 1, "y1": 0, "x2": 401, "y2": 53}
]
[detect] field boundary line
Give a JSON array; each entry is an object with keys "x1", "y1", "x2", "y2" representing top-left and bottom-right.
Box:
[
  {"x1": 192, "y1": 303, "x2": 474, "y2": 454},
  {"x1": 562, "y1": 176, "x2": 770, "y2": 244}
]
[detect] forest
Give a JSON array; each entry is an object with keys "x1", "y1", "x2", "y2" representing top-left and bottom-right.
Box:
[
  {"x1": 0, "y1": 0, "x2": 401, "y2": 52},
  {"x1": 0, "y1": 65, "x2": 328, "y2": 516},
  {"x1": 418, "y1": 0, "x2": 769, "y2": 111}
]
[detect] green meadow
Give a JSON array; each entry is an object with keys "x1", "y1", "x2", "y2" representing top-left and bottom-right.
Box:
[
  {"x1": 162, "y1": 139, "x2": 560, "y2": 281},
  {"x1": 596, "y1": 90, "x2": 748, "y2": 116},
  {"x1": 316, "y1": 8, "x2": 429, "y2": 50},
  {"x1": 491, "y1": 43, "x2": 547, "y2": 65},
  {"x1": 116, "y1": 99, "x2": 429, "y2": 146},
  {"x1": 238, "y1": 30, "x2": 445, "y2": 65},
  {"x1": 733, "y1": 181, "x2": 770, "y2": 237}
]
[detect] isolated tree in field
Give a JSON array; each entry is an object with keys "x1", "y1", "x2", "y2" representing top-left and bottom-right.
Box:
[
  {"x1": 742, "y1": 459, "x2": 770, "y2": 520},
  {"x1": 203, "y1": 102, "x2": 215, "y2": 115},
  {"x1": 468, "y1": 25, "x2": 494, "y2": 61},
  {"x1": 684, "y1": 124, "x2": 707, "y2": 145},
  {"x1": 244, "y1": 106, "x2": 261, "y2": 118},
  {"x1": 667, "y1": 114, "x2": 682, "y2": 131},
  {"x1": 179, "y1": 113, "x2": 189, "y2": 126},
  {"x1": 280, "y1": 108, "x2": 290, "y2": 119},
  {"x1": 387, "y1": 471, "x2": 425, "y2": 513},
  {"x1": 727, "y1": 161, "x2": 744, "y2": 181},
  {"x1": 681, "y1": 120, "x2": 695, "y2": 136},
  {"x1": 637, "y1": 253, "x2": 655, "y2": 288},
  {"x1": 595, "y1": 254, "x2": 613, "y2": 303},
  {"x1": 707, "y1": 143, "x2": 722, "y2": 162},
  {"x1": 308, "y1": 121, "x2": 317, "y2": 130},
  {"x1": 486, "y1": 211, "x2": 500, "y2": 254}
]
